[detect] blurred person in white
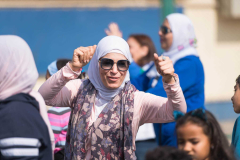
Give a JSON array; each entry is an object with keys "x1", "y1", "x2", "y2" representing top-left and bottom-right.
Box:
[
  {"x1": 105, "y1": 23, "x2": 159, "y2": 159},
  {"x1": 0, "y1": 35, "x2": 53, "y2": 159},
  {"x1": 38, "y1": 35, "x2": 186, "y2": 159}
]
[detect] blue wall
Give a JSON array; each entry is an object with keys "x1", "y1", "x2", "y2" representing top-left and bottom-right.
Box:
[{"x1": 0, "y1": 7, "x2": 182, "y2": 74}]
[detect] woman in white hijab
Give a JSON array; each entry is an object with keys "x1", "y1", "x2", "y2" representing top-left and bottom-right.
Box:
[
  {"x1": 39, "y1": 35, "x2": 187, "y2": 160},
  {"x1": 132, "y1": 13, "x2": 205, "y2": 147},
  {"x1": 0, "y1": 35, "x2": 54, "y2": 159}
]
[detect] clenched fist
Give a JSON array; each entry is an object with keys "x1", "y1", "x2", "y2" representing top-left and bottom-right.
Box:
[
  {"x1": 69, "y1": 45, "x2": 97, "y2": 71},
  {"x1": 154, "y1": 53, "x2": 175, "y2": 84}
]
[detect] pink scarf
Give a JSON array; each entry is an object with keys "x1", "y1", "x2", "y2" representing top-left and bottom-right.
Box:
[
  {"x1": 0, "y1": 35, "x2": 38, "y2": 100},
  {"x1": 0, "y1": 35, "x2": 55, "y2": 156}
]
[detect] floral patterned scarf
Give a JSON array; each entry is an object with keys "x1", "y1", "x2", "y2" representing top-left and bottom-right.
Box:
[{"x1": 65, "y1": 79, "x2": 137, "y2": 160}]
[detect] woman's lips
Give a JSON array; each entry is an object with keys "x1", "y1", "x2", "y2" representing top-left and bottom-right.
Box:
[{"x1": 107, "y1": 76, "x2": 119, "y2": 82}]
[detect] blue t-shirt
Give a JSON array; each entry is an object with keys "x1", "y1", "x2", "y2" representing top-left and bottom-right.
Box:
[{"x1": 232, "y1": 116, "x2": 240, "y2": 159}]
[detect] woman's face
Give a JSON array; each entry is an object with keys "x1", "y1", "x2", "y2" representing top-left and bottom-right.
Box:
[
  {"x1": 159, "y1": 19, "x2": 173, "y2": 51},
  {"x1": 127, "y1": 37, "x2": 148, "y2": 65},
  {"x1": 177, "y1": 122, "x2": 211, "y2": 160},
  {"x1": 99, "y1": 53, "x2": 128, "y2": 89}
]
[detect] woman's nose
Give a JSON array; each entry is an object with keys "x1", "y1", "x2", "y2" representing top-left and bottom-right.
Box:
[{"x1": 111, "y1": 63, "x2": 118, "y2": 73}]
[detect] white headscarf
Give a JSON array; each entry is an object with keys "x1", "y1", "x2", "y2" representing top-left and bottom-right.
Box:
[
  {"x1": 88, "y1": 36, "x2": 132, "y2": 103},
  {"x1": 0, "y1": 35, "x2": 38, "y2": 100},
  {"x1": 162, "y1": 13, "x2": 199, "y2": 65},
  {"x1": 0, "y1": 35, "x2": 55, "y2": 154}
]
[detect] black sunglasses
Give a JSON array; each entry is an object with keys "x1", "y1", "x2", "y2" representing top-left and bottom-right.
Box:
[
  {"x1": 98, "y1": 58, "x2": 130, "y2": 71},
  {"x1": 160, "y1": 25, "x2": 172, "y2": 35}
]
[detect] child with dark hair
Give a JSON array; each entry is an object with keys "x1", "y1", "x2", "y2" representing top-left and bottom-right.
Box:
[
  {"x1": 231, "y1": 75, "x2": 240, "y2": 159},
  {"x1": 46, "y1": 59, "x2": 70, "y2": 79},
  {"x1": 46, "y1": 59, "x2": 87, "y2": 160},
  {"x1": 145, "y1": 146, "x2": 192, "y2": 160},
  {"x1": 175, "y1": 108, "x2": 236, "y2": 160},
  {"x1": 46, "y1": 59, "x2": 88, "y2": 80}
]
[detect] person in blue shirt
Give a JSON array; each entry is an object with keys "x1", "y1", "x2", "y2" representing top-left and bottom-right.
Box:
[
  {"x1": 231, "y1": 75, "x2": 240, "y2": 159},
  {"x1": 131, "y1": 13, "x2": 205, "y2": 147}
]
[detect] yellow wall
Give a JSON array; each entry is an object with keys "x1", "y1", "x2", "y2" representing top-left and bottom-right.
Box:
[
  {"x1": 0, "y1": 0, "x2": 159, "y2": 8},
  {"x1": 177, "y1": 0, "x2": 240, "y2": 102}
]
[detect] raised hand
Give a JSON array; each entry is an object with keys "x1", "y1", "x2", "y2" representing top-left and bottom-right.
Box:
[
  {"x1": 70, "y1": 45, "x2": 97, "y2": 71},
  {"x1": 105, "y1": 22, "x2": 123, "y2": 38},
  {"x1": 154, "y1": 53, "x2": 175, "y2": 84}
]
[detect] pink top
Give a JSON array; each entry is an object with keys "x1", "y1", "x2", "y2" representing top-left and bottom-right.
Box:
[
  {"x1": 38, "y1": 63, "x2": 186, "y2": 158},
  {"x1": 47, "y1": 107, "x2": 71, "y2": 153}
]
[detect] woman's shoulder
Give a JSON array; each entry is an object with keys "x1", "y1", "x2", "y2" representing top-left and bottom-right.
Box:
[
  {"x1": 175, "y1": 55, "x2": 203, "y2": 71},
  {"x1": 0, "y1": 94, "x2": 45, "y2": 126},
  {"x1": 176, "y1": 55, "x2": 202, "y2": 65}
]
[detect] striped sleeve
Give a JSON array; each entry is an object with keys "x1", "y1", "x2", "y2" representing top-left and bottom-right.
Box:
[{"x1": 0, "y1": 137, "x2": 41, "y2": 159}]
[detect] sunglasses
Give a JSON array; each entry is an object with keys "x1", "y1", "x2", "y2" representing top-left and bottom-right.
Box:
[
  {"x1": 160, "y1": 25, "x2": 172, "y2": 35},
  {"x1": 98, "y1": 58, "x2": 130, "y2": 71}
]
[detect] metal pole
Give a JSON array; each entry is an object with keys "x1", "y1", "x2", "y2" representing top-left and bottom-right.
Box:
[{"x1": 161, "y1": 0, "x2": 175, "y2": 22}]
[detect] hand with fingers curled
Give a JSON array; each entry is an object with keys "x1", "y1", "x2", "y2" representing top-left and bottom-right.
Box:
[
  {"x1": 154, "y1": 53, "x2": 175, "y2": 84},
  {"x1": 69, "y1": 45, "x2": 97, "y2": 72}
]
